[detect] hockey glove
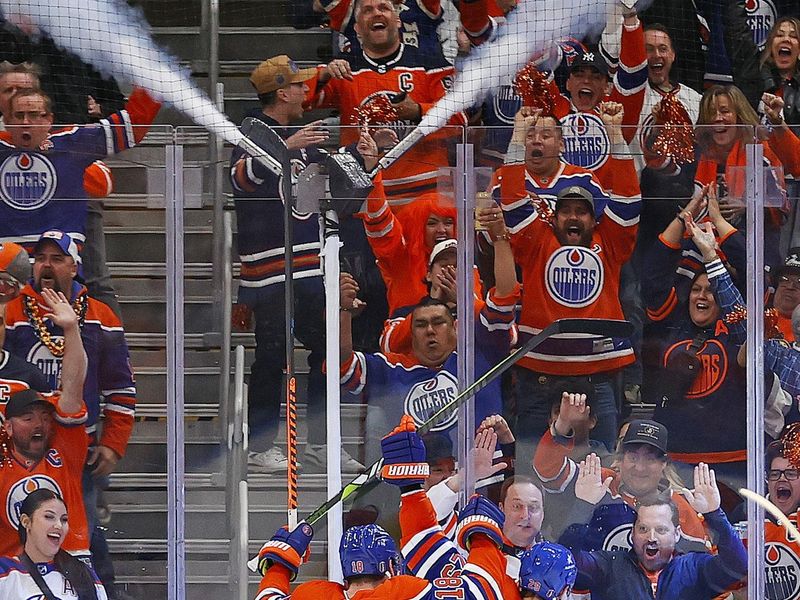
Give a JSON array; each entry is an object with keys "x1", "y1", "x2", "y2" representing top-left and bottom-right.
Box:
[
  {"x1": 257, "y1": 521, "x2": 313, "y2": 578},
  {"x1": 456, "y1": 494, "x2": 505, "y2": 550},
  {"x1": 380, "y1": 415, "x2": 429, "y2": 487}
]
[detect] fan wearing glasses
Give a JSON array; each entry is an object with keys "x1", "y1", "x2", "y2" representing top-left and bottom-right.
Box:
[
  {"x1": 757, "y1": 432, "x2": 800, "y2": 600},
  {"x1": 772, "y1": 248, "x2": 800, "y2": 340}
]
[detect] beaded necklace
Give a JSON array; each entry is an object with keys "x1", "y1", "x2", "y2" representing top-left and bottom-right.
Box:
[{"x1": 23, "y1": 293, "x2": 88, "y2": 357}]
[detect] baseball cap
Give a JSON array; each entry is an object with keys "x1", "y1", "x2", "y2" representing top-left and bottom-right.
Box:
[
  {"x1": 429, "y1": 239, "x2": 457, "y2": 267},
  {"x1": 570, "y1": 50, "x2": 610, "y2": 78},
  {"x1": 0, "y1": 241, "x2": 31, "y2": 284},
  {"x1": 556, "y1": 185, "x2": 595, "y2": 212},
  {"x1": 774, "y1": 247, "x2": 800, "y2": 280},
  {"x1": 34, "y1": 230, "x2": 81, "y2": 265},
  {"x1": 621, "y1": 419, "x2": 668, "y2": 454},
  {"x1": 250, "y1": 55, "x2": 317, "y2": 95},
  {"x1": 5, "y1": 388, "x2": 55, "y2": 419},
  {"x1": 422, "y1": 432, "x2": 454, "y2": 465}
]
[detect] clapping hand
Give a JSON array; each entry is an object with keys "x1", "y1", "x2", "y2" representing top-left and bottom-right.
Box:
[
  {"x1": 554, "y1": 391, "x2": 590, "y2": 436},
  {"x1": 575, "y1": 453, "x2": 613, "y2": 505},
  {"x1": 473, "y1": 427, "x2": 508, "y2": 481},
  {"x1": 285, "y1": 121, "x2": 329, "y2": 151},
  {"x1": 477, "y1": 414, "x2": 515, "y2": 444},
  {"x1": 681, "y1": 462, "x2": 721, "y2": 514},
  {"x1": 41, "y1": 288, "x2": 78, "y2": 332},
  {"x1": 685, "y1": 215, "x2": 718, "y2": 263}
]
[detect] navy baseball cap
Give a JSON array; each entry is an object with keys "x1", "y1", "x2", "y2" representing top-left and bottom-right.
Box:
[
  {"x1": 5, "y1": 389, "x2": 54, "y2": 419},
  {"x1": 622, "y1": 420, "x2": 668, "y2": 455},
  {"x1": 34, "y1": 230, "x2": 81, "y2": 265},
  {"x1": 570, "y1": 50, "x2": 610, "y2": 78}
]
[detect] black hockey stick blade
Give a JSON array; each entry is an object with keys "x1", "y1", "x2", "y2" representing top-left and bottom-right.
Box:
[{"x1": 302, "y1": 317, "x2": 631, "y2": 526}]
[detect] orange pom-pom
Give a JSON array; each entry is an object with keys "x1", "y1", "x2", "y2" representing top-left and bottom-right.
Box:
[
  {"x1": 355, "y1": 95, "x2": 399, "y2": 127},
  {"x1": 650, "y1": 94, "x2": 694, "y2": 166},
  {"x1": 783, "y1": 423, "x2": 800, "y2": 470},
  {"x1": 531, "y1": 194, "x2": 554, "y2": 224},
  {"x1": 513, "y1": 64, "x2": 555, "y2": 113}
]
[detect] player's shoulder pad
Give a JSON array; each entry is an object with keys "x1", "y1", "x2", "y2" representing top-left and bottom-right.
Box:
[{"x1": 292, "y1": 580, "x2": 346, "y2": 600}]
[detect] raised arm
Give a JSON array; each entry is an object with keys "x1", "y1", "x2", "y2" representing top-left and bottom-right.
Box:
[
  {"x1": 683, "y1": 464, "x2": 747, "y2": 592},
  {"x1": 41, "y1": 288, "x2": 87, "y2": 415}
]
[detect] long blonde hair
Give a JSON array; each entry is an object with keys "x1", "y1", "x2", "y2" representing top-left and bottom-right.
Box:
[{"x1": 695, "y1": 84, "x2": 764, "y2": 150}]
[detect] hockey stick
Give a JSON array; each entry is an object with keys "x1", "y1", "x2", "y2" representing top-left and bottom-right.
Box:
[
  {"x1": 248, "y1": 317, "x2": 632, "y2": 572},
  {"x1": 304, "y1": 317, "x2": 633, "y2": 526}
]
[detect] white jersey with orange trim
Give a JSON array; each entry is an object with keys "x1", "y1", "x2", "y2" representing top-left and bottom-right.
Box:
[
  {"x1": 0, "y1": 557, "x2": 109, "y2": 599},
  {"x1": 632, "y1": 82, "x2": 702, "y2": 174}
]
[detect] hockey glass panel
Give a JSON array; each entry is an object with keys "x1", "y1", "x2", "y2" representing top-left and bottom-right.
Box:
[{"x1": 0, "y1": 121, "x2": 177, "y2": 599}]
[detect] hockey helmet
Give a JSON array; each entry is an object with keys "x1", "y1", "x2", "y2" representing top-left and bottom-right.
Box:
[
  {"x1": 339, "y1": 524, "x2": 403, "y2": 579},
  {"x1": 519, "y1": 541, "x2": 577, "y2": 599}
]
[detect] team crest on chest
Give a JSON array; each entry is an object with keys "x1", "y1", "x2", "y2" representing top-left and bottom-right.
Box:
[
  {"x1": 560, "y1": 112, "x2": 610, "y2": 171},
  {"x1": 545, "y1": 246, "x2": 604, "y2": 308},
  {"x1": 603, "y1": 523, "x2": 633, "y2": 552},
  {"x1": 27, "y1": 341, "x2": 63, "y2": 389},
  {"x1": 404, "y1": 370, "x2": 459, "y2": 432},
  {"x1": 6, "y1": 475, "x2": 63, "y2": 529},
  {"x1": 765, "y1": 542, "x2": 800, "y2": 600},
  {"x1": 745, "y1": 0, "x2": 777, "y2": 50},
  {"x1": 663, "y1": 338, "x2": 728, "y2": 399},
  {"x1": 0, "y1": 153, "x2": 57, "y2": 210}
]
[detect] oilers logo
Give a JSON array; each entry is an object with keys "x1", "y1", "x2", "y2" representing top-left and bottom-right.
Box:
[
  {"x1": 745, "y1": 0, "x2": 777, "y2": 51},
  {"x1": 404, "y1": 371, "x2": 459, "y2": 432},
  {"x1": 0, "y1": 152, "x2": 57, "y2": 210},
  {"x1": 765, "y1": 542, "x2": 800, "y2": 600},
  {"x1": 602, "y1": 523, "x2": 633, "y2": 552},
  {"x1": 6, "y1": 475, "x2": 63, "y2": 530},
  {"x1": 27, "y1": 342, "x2": 63, "y2": 390},
  {"x1": 545, "y1": 246, "x2": 604, "y2": 308},
  {"x1": 560, "y1": 113, "x2": 610, "y2": 171},
  {"x1": 491, "y1": 82, "x2": 522, "y2": 125}
]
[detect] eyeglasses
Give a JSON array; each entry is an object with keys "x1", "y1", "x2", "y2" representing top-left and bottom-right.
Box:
[
  {"x1": 778, "y1": 275, "x2": 800, "y2": 288},
  {"x1": 767, "y1": 468, "x2": 800, "y2": 481}
]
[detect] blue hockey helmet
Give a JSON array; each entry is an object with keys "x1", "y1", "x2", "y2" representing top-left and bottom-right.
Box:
[
  {"x1": 518, "y1": 542, "x2": 577, "y2": 599},
  {"x1": 339, "y1": 524, "x2": 403, "y2": 579}
]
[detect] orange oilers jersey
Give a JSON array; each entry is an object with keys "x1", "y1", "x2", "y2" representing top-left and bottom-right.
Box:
[
  {"x1": 761, "y1": 513, "x2": 800, "y2": 600},
  {"x1": 495, "y1": 159, "x2": 639, "y2": 375},
  {"x1": 0, "y1": 404, "x2": 89, "y2": 557},
  {"x1": 307, "y1": 44, "x2": 465, "y2": 206}
]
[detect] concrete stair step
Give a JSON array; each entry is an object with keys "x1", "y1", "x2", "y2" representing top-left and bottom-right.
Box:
[
  {"x1": 105, "y1": 229, "x2": 213, "y2": 262},
  {"x1": 152, "y1": 27, "x2": 331, "y2": 62},
  {"x1": 119, "y1": 300, "x2": 216, "y2": 333}
]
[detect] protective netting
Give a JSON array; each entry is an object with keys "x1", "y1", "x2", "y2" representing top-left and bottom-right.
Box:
[{"x1": 0, "y1": 0, "x2": 799, "y2": 599}]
